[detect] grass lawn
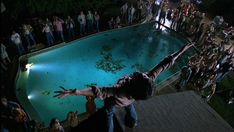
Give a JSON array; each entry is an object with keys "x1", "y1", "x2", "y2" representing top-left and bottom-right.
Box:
[{"x1": 209, "y1": 95, "x2": 234, "y2": 127}]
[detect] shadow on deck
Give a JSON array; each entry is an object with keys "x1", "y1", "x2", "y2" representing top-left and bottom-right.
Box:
[
  {"x1": 71, "y1": 91, "x2": 233, "y2": 132},
  {"x1": 71, "y1": 107, "x2": 124, "y2": 132}
]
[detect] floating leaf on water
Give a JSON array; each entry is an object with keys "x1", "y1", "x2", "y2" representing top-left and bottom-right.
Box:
[
  {"x1": 85, "y1": 83, "x2": 97, "y2": 87},
  {"x1": 41, "y1": 91, "x2": 50, "y2": 96},
  {"x1": 111, "y1": 38, "x2": 117, "y2": 41},
  {"x1": 96, "y1": 46, "x2": 125, "y2": 73},
  {"x1": 149, "y1": 49, "x2": 156, "y2": 58},
  {"x1": 132, "y1": 63, "x2": 145, "y2": 72},
  {"x1": 102, "y1": 45, "x2": 112, "y2": 52}
]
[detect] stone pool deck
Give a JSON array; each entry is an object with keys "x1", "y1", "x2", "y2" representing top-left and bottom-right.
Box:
[
  {"x1": 115, "y1": 91, "x2": 233, "y2": 132},
  {"x1": 73, "y1": 90, "x2": 233, "y2": 132}
]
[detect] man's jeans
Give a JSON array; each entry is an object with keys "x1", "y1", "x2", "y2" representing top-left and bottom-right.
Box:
[
  {"x1": 57, "y1": 31, "x2": 64, "y2": 42},
  {"x1": 16, "y1": 43, "x2": 25, "y2": 55},
  {"x1": 68, "y1": 28, "x2": 75, "y2": 39},
  {"x1": 80, "y1": 24, "x2": 85, "y2": 35},
  {"x1": 105, "y1": 103, "x2": 137, "y2": 132},
  {"x1": 25, "y1": 33, "x2": 36, "y2": 47},
  {"x1": 45, "y1": 32, "x2": 54, "y2": 46}
]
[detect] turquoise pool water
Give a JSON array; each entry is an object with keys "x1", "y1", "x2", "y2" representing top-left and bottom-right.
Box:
[{"x1": 16, "y1": 22, "x2": 194, "y2": 126}]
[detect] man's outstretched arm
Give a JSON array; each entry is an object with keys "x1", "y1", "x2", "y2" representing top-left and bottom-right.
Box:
[
  {"x1": 54, "y1": 86, "x2": 94, "y2": 98},
  {"x1": 54, "y1": 85, "x2": 122, "y2": 99},
  {"x1": 147, "y1": 42, "x2": 194, "y2": 80}
]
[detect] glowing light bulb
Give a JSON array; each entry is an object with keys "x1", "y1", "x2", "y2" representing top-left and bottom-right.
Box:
[
  {"x1": 25, "y1": 63, "x2": 33, "y2": 70},
  {"x1": 27, "y1": 95, "x2": 32, "y2": 99}
]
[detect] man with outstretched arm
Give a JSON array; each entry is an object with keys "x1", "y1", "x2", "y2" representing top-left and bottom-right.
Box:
[{"x1": 54, "y1": 42, "x2": 194, "y2": 132}]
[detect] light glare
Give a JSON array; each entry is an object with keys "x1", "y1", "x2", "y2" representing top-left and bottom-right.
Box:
[
  {"x1": 26, "y1": 63, "x2": 33, "y2": 70},
  {"x1": 28, "y1": 95, "x2": 32, "y2": 99}
]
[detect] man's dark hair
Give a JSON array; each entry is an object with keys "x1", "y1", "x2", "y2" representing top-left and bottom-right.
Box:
[
  {"x1": 50, "y1": 118, "x2": 58, "y2": 128},
  {"x1": 126, "y1": 72, "x2": 155, "y2": 100}
]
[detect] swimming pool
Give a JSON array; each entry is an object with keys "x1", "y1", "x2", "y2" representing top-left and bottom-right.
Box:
[{"x1": 15, "y1": 22, "x2": 194, "y2": 126}]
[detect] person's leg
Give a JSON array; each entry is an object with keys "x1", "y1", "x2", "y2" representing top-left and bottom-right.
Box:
[
  {"x1": 25, "y1": 35, "x2": 31, "y2": 48},
  {"x1": 1, "y1": 62, "x2": 7, "y2": 71},
  {"x1": 96, "y1": 21, "x2": 99, "y2": 32},
  {"x1": 67, "y1": 28, "x2": 71, "y2": 40},
  {"x1": 124, "y1": 103, "x2": 138, "y2": 128},
  {"x1": 79, "y1": 24, "x2": 82, "y2": 35},
  {"x1": 6, "y1": 56, "x2": 11, "y2": 63},
  {"x1": 49, "y1": 33, "x2": 54, "y2": 45},
  {"x1": 128, "y1": 15, "x2": 131, "y2": 24},
  {"x1": 81, "y1": 24, "x2": 85, "y2": 35},
  {"x1": 87, "y1": 21, "x2": 90, "y2": 32},
  {"x1": 2, "y1": 59, "x2": 7, "y2": 65},
  {"x1": 46, "y1": 33, "x2": 50, "y2": 46},
  {"x1": 171, "y1": 20, "x2": 174, "y2": 29},
  {"x1": 131, "y1": 15, "x2": 133, "y2": 24},
  {"x1": 162, "y1": 16, "x2": 165, "y2": 24},
  {"x1": 17, "y1": 43, "x2": 24, "y2": 55},
  {"x1": 90, "y1": 22, "x2": 93, "y2": 32},
  {"x1": 20, "y1": 43, "x2": 25, "y2": 54},
  {"x1": 60, "y1": 31, "x2": 64, "y2": 42},
  {"x1": 16, "y1": 45, "x2": 22, "y2": 55},
  {"x1": 105, "y1": 104, "x2": 116, "y2": 132},
  {"x1": 29, "y1": 33, "x2": 36, "y2": 45},
  {"x1": 71, "y1": 28, "x2": 75, "y2": 38}
]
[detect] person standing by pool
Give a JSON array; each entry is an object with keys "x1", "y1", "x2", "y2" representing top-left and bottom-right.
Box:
[
  {"x1": 108, "y1": 17, "x2": 115, "y2": 29},
  {"x1": 65, "y1": 16, "x2": 75, "y2": 40},
  {"x1": 94, "y1": 11, "x2": 100, "y2": 32},
  {"x1": 54, "y1": 42, "x2": 194, "y2": 132},
  {"x1": 1, "y1": 97, "x2": 31, "y2": 132},
  {"x1": 115, "y1": 16, "x2": 121, "y2": 28},
  {"x1": 42, "y1": 23, "x2": 54, "y2": 46},
  {"x1": 136, "y1": 0, "x2": 143, "y2": 21},
  {"x1": 86, "y1": 10, "x2": 94, "y2": 33},
  {"x1": 128, "y1": 4, "x2": 135, "y2": 25},
  {"x1": 49, "y1": 118, "x2": 64, "y2": 132},
  {"x1": 77, "y1": 11, "x2": 86, "y2": 36},
  {"x1": 53, "y1": 16, "x2": 65, "y2": 42},
  {"x1": 10, "y1": 31, "x2": 25, "y2": 55},
  {"x1": 86, "y1": 96, "x2": 96, "y2": 115},
  {"x1": 120, "y1": 3, "x2": 128, "y2": 24},
  {"x1": 1, "y1": 43, "x2": 11, "y2": 66},
  {"x1": 65, "y1": 111, "x2": 79, "y2": 130},
  {"x1": 22, "y1": 24, "x2": 36, "y2": 49}
]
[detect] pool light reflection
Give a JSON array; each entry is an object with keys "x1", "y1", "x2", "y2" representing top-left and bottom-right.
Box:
[
  {"x1": 27, "y1": 95, "x2": 32, "y2": 99},
  {"x1": 25, "y1": 63, "x2": 33, "y2": 70}
]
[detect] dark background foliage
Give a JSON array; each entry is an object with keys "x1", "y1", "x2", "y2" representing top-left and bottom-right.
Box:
[
  {"x1": 1, "y1": 0, "x2": 233, "y2": 38},
  {"x1": 0, "y1": 0, "x2": 122, "y2": 38},
  {"x1": 200, "y1": 0, "x2": 234, "y2": 25},
  {"x1": 3, "y1": 0, "x2": 114, "y2": 17}
]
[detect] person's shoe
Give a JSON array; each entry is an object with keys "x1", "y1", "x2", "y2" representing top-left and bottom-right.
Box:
[
  {"x1": 132, "y1": 122, "x2": 137, "y2": 128},
  {"x1": 125, "y1": 119, "x2": 138, "y2": 128}
]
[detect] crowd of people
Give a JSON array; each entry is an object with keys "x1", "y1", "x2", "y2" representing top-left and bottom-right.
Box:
[
  {"x1": 1, "y1": 0, "x2": 234, "y2": 131},
  {"x1": 1, "y1": 95, "x2": 97, "y2": 131},
  {"x1": 170, "y1": 2, "x2": 234, "y2": 103}
]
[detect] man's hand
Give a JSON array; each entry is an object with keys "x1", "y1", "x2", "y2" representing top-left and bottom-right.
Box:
[
  {"x1": 172, "y1": 42, "x2": 195, "y2": 59},
  {"x1": 183, "y1": 42, "x2": 195, "y2": 51},
  {"x1": 53, "y1": 86, "x2": 79, "y2": 98}
]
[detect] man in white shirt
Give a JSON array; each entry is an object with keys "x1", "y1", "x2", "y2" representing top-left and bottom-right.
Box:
[
  {"x1": 1, "y1": 43, "x2": 11, "y2": 65},
  {"x1": 128, "y1": 5, "x2": 136, "y2": 24},
  {"x1": 11, "y1": 31, "x2": 25, "y2": 55},
  {"x1": 121, "y1": 3, "x2": 128, "y2": 24},
  {"x1": 77, "y1": 11, "x2": 86, "y2": 35}
]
